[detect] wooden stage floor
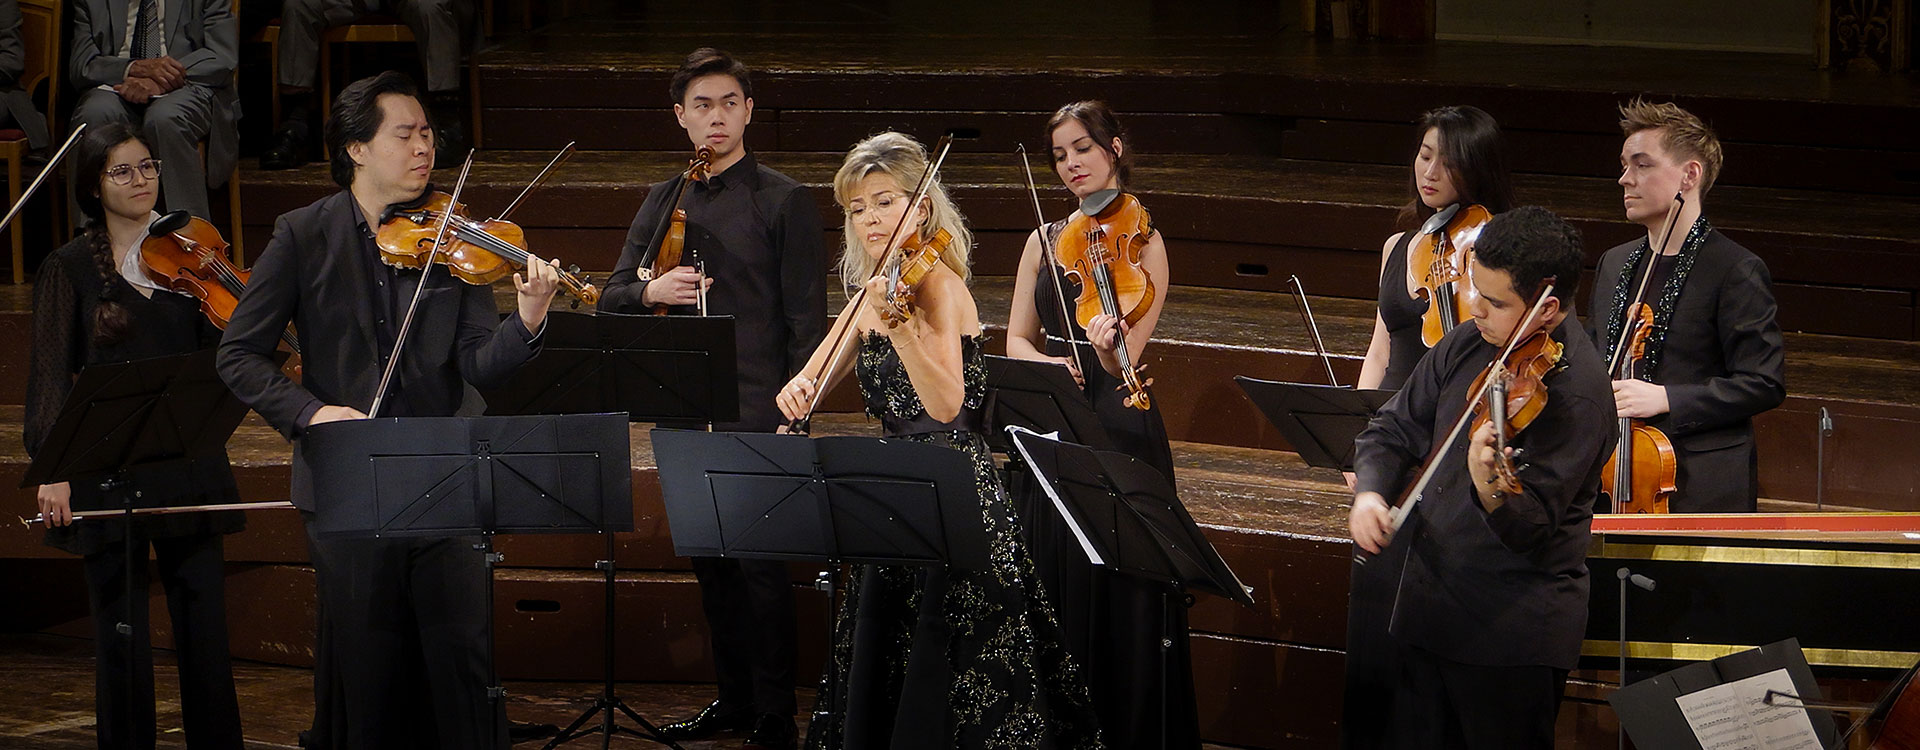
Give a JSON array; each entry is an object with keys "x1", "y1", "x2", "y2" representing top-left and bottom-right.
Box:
[{"x1": 0, "y1": 634, "x2": 1245, "y2": 749}]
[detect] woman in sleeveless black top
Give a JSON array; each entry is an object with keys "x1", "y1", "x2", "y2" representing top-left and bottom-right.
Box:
[
  {"x1": 778, "y1": 132, "x2": 1102, "y2": 750},
  {"x1": 1343, "y1": 106, "x2": 1514, "y2": 750},
  {"x1": 1003, "y1": 102, "x2": 1193, "y2": 750},
  {"x1": 27, "y1": 125, "x2": 245, "y2": 749}
]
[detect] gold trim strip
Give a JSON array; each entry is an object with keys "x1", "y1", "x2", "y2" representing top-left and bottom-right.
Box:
[
  {"x1": 1591, "y1": 541, "x2": 1920, "y2": 570},
  {"x1": 1582, "y1": 640, "x2": 1920, "y2": 670}
]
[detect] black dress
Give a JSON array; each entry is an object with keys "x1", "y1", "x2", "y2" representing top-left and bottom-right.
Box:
[
  {"x1": 25, "y1": 234, "x2": 245, "y2": 750},
  {"x1": 1343, "y1": 229, "x2": 1427, "y2": 749},
  {"x1": 1017, "y1": 220, "x2": 1198, "y2": 750},
  {"x1": 1376, "y1": 230, "x2": 1427, "y2": 391},
  {"x1": 805, "y1": 333, "x2": 1103, "y2": 750}
]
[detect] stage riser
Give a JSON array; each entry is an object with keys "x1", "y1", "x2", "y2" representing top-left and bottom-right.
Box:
[
  {"x1": 228, "y1": 177, "x2": 1920, "y2": 341},
  {"x1": 477, "y1": 72, "x2": 1920, "y2": 196},
  {"x1": 0, "y1": 341, "x2": 1914, "y2": 516}
]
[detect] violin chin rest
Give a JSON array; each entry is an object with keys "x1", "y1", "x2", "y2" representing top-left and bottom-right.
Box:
[{"x1": 149, "y1": 210, "x2": 193, "y2": 236}]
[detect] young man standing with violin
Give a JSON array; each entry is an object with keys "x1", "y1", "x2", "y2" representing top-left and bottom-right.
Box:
[
  {"x1": 1589, "y1": 99, "x2": 1785, "y2": 513},
  {"x1": 596, "y1": 48, "x2": 825, "y2": 750},
  {"x1": 1347, "y1": 206, "x2": 1614, "y2": 749},
  {"x1": 217, "y1": 71, "x2": 564, "y2": 750}
]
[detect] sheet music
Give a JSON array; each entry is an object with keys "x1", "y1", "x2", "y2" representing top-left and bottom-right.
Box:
[{"x1": 1675, "y1": 669, "x2": 1823, "y2": 750}]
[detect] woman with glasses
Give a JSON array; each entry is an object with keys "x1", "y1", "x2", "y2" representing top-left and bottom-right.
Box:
[{"x1": 25, "y1": 123, "x2": 245, "y2": 750}]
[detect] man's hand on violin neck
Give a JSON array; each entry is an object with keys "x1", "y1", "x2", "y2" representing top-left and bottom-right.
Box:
[
  {"x1": 640, "y1": 266, "x2": 711, "y2": 307},
  {"x1": 516, "y1": 256, "x2": 564, "y2": 330},
  {"x1": 1611, "y1": 378, "x2": 1670, "y2": 419},
  {"x1": 1349, "y1": 492, "x2": 1393, "y2": 554}
]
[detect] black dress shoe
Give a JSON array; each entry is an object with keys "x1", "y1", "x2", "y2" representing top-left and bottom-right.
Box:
[
  {"x1": 260, "y1": 124, "x2": 309, "y2": 170},
  {"x1": 742, "y1": 713, "x2": 797, "y2": 750},
  {"x1": 657, "y1": 700, "x2": 755, "y2": 741}
]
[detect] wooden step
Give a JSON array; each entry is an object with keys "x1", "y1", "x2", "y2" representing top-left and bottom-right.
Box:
[{"x1": 230, "y1": 151, "x2": 1920, "y2": 340}]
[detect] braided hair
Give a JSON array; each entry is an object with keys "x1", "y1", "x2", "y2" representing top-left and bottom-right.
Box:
[{"x1": 72, "y1": 123, "x2": 148, "y2": 348}]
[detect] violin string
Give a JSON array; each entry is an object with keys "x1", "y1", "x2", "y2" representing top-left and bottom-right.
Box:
[{"x1": 426, "y1": 210, "x2": 591, "y2": 293}]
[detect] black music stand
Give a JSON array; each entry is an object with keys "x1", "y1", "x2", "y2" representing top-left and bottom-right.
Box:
[
  {"x1": 982, "y1": 354, "x2": 1115, "y2": 454},
  {"x1": 651, "y1": 427, "x2": 988, "y2": 733},
  {"x1": 478, "y1": 312, "x2": 738, "y2": 750},
  {"x1": 1004, "y1": 425, "x2": 1253, "y2": 749},
  {"x1": 651, "y1": 429, "x2": 987, "y2": 569},
  {"x1": 1609, "y1": 638, "x2": 1838, "y2": 750},
  {"x1": 302, "y1": 413, "x2": 632, "y2": 750},
  {"x1": 21, "y1": 349, "x2": 267, "y2": 746},
  {"x1": 479, "y1": 310, "x2": 739, "y2": 424},
  {"x1": 1234, "y1": 376, "x2": 1394, "y2": 472}
]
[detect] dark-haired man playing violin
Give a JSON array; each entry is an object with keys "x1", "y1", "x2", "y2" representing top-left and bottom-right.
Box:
[
  {"x1": 1346, "y1": 206, "x2": 1614, "y2": 749},
  {"x1": 217, "y1": 70, "x2": 563, "y2": 750},
  {"x1": 596, "y1": 48, "x2": 825, "y2": 750}
]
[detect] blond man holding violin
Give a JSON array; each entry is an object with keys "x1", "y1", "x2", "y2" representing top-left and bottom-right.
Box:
[
  {"x1": 1587, "y1": 99, "x2": 1784, "y2": 514},
  {"x1": 1348, "y1": 207, "x2": 1613, "y2": 749},
  {"x1": 27, "y1": 122, "x2": 245, "y2": 750},
  {"x1": 217, "y1": 71, "x2": 561, "y2": 750}
]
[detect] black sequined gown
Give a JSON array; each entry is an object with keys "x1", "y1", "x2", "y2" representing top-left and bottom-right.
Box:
[{"x1": 804, "y1": 333, "x2": 1105, "y2": 750}]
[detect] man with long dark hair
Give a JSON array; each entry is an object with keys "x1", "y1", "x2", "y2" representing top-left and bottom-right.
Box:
[{"x1": 217, "y1": 71, "x2": 563, "y2": 749}]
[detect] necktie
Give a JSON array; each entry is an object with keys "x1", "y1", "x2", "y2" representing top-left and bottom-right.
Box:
[{"x1": 132, "y1": 0, "x2": 161, "y2": 60}]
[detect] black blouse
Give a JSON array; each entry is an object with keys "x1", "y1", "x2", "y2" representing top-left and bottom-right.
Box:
[
  {"x1": 1377, "y1": 231, "x2": 1427, "y2": 391},
  {"x1": 25, "y1": 234, "x2": 244, "y2": 556}
]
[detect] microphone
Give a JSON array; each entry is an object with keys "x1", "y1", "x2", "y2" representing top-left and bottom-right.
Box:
[{"x1": 1616, "y1": 567, "x2": 1659, "y2": 750}]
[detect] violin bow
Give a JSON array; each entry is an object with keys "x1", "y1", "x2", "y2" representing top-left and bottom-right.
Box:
[
  {"x1": 494, "y1": 141, "x2": 575, "y2": 224},
  {"x1": 1361, "y1": 279, "x2": 1557, "y2": 562},
  {"x1": 788, "y1": 135, "x2": 956, "y2": 434},
  {"x1": 1017, "y1": 143, "x2": 1090, "y2": 386},
  {"x1": 1285, "y1": 275, "x2": 1339, "y2": 387},
  {"x1": 368, "y1": 150, "x2": 477, "y2": 418},
  {"x1": 0, "y1": 123, "x2": 85, "y2": 237},
  {"x1": 1605, "y1": 193, "x2": 1685, "y2": 377}
]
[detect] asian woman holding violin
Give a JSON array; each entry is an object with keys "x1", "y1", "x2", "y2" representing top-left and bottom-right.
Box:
[
  {"x1": 776, "y1": 132, "x2": 1102, "y2": 750},
  {"x1": 1002, "y1": 100, "x2": 1193, "y2": 750},
  {"x1": 26, "y1": 123, "x2": 246, "y2": 750},
  {"x1": 1347, "y1": 207, "x2": 1613, "y2": 749},
  {"x1": 1341, "y1": 104, "x2": 1514, "y2": 750},
  {"x1": 1356, "y1": 105, "x2": 1515, "y2": 393}
]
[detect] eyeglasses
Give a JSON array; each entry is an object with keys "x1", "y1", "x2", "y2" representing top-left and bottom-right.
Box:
[{"x1": 103, "y1": 159, "x2": 162, "y2": 186}]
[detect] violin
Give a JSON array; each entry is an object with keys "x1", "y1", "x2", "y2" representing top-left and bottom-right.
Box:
[
  {"x1": 785, "y1": 135, "x2": 957, "y2": 435},
  {"x1": 1467, "y1": 326, "x2": 1564, "y2": 497},
  {"x1": 376, "y1": 191, "x2": 599, "y2": 308},
  {"x1": 876, "y1": 227, "x2": 954, "y2": 325},
  {"x1": 1359, "y1": 278, "x2": 1561, "y2": 563},
  {"x1": 641, "y1": 146, "x2": 715, "y2": 315},
  {"x1": 1601, "y1": 303, "x2": 1678, "y2": 513},
  {"x1": 1407, "y1": 203, "x2": 1492, "y2": 347},
  {"x1": 1054, "y1": 189, "x2": 1157, "y2": 410},
  {"x1": 142, "y1": 211, "x2": 302, "y2": 356},
  {"x1": 1600, "y1": 193, "x2": 1685, "y2": 514}
]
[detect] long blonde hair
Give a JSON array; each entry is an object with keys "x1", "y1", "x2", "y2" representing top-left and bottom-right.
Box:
[{"x1": 831, "y1": 132, "x2": 973, "y2": 290}]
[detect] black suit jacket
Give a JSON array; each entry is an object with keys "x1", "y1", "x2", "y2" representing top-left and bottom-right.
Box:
[
  {"x1": 217, "y1": 190, "x2": 541, "y2": 511},
  {"x1": 1587, "y1": 228, "x2": 1786, "y2": 512}
]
